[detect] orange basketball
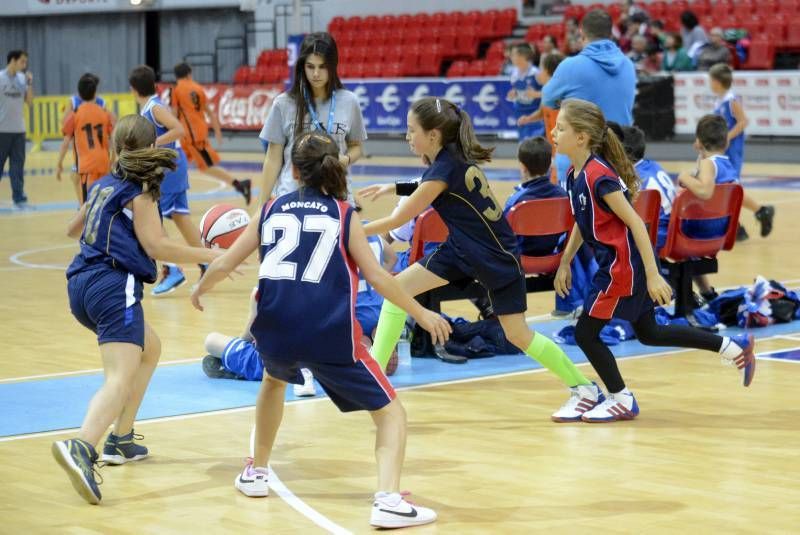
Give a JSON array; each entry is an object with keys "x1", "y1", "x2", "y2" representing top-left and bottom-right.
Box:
[{"x1": 199, "y1": 204, "x2": 250, "y2": 249}]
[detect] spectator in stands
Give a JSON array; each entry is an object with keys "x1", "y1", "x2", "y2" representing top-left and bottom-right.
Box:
[
  {"x1": 566, "y1": 37, "x2": 583, "y2": 56},
  {"x1": 640, "y1": 42, "x2": 663, "y2": 75},
  {"x1": 565, "y1": 17, "x2": 581, "y2": 44},
  {"x1": 539, "y1": 35, "x2": 559, "y2": 61},
  {"x1": 661, "y1": 33, "x2": 694, "y2": 72},
  {"x1": 627, "y1": 34, "x2": 649, "y2": 67},
  {"x1": 696, "y1": 28, "x2": 731, "y2": 71},
  {"x1": 680, "y1": 10, "x2": 708, "y2": 62},
  {"x1": 650, "y1": 20, "x2": 666, "y2": 49}
]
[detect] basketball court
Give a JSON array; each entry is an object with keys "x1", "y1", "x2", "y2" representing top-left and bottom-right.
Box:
[{"x1": 1, "y1": 151, "x2": 799, "y2": 532}]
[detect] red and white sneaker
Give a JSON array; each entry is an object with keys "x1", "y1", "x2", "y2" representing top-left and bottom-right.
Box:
[
  {"x1": 581, "y1": 391, "x2": 640, "y2": 423},
  {"x1": 370, "y1": 492, "x2": 437, "y2": 529},
  {"x1": 234, "y1": 458, "x2": 269, "y2": 497},
  {"x1": 551, "y1": 382, "x2": 606, "y2": 422}
]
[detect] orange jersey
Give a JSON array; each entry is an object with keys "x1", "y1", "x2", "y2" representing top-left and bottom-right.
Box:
[
  {"x1": 543, "y1": 106, "x2": 560, "y2": 184},
  {"x1": 64, "y1": 101, "x2": 113, "y2": 175},
  {"x1": 172, "y1": 78, "x2": 210, "y2": 147}
]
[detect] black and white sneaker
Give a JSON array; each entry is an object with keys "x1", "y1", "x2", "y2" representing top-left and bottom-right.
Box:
[
  {"x1": 234, "y1": 179, "x2": 252, "y2": 205},
  {"x1": 370, "y1": 492, "x2": 437, "y2": 529}
]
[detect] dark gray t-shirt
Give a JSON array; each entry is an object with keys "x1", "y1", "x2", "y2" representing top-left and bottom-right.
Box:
[
  {"x1": 259, "y1": 89, "x2": 367, "y2": 197},
  {"x1": 0, "y1": 69, "x2": 27, "y2": 133}
]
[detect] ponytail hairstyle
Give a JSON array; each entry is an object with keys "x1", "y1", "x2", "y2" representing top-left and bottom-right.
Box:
[
  {"x1": 560, "y1": 99, "x2": 639, "y2": 198},
  {"x1": 111, "y1": 114, "x2": 177, "y2": 201},
  {"x1": 288, "y1": 32, "x2": 344, "y2": 140},
  {"x1": 409, "y1": 97, "x2": 494, "y2": 164},
  {"x1": 291, "y1": 131, "x2": 347, "y2": 200}
]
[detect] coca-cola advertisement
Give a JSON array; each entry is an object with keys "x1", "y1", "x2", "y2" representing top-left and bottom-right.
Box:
[{"x1": 157, "y1": 83, "x2": 284, "y2": 131}]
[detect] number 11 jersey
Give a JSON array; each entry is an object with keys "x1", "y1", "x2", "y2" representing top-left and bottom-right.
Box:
[{"x1": 252, "y1": 187, "x2": 369, "y2": 364}]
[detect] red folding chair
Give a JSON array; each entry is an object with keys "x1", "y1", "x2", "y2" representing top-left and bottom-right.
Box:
[
  {"x1": 659, "y1": 184, "x2": 743, "y2": 317},
  {"x1": 633, "y1": 189, "x2": 662, "y2": 247},
  {"x1": 741, "y1": 38, "x2": 775, "y2": 69},
  {"x1": 409, "y1": 209, "x2": 449, "y2": 265},
  {"x1": 506, "y1": 198, "x2": 574, "y2": 276}
]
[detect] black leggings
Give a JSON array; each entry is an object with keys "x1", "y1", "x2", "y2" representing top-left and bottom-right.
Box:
[{"x1": 574, "y1": 308, "x2": 724, "y2": 394}]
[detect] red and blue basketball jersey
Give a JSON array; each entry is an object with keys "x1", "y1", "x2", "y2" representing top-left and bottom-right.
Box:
[
  {"x1": 66, "y1": 174, "x2": 158, "y2": 283},
  {"x1": 252, "y1": 188, "x2": 369, "y2": 364},
  {"x1": 422, "y1": 148, "x2": 521, "y2": 287},
  {"x1": 567, "y1": 155, "x2": 646, "y2": 297}
]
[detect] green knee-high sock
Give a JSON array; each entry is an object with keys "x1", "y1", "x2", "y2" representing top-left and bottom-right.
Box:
[
  {"x1": 371, "y1": 300, "x2": 407, "y2": 370},
  {"x1": 526, "y1": 332, "x2": 590, "y2": 388}
]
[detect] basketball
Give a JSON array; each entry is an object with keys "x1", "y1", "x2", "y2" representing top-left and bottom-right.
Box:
[{"x1": 199, "y1": 204, "x2": 250, "y2": 249}]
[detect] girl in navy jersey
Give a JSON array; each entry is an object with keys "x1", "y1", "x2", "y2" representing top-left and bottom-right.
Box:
[
  {"x1": 552, "y1": 98, "x2": 756, "y2": 422},
  {"x1": 192, "y1": 131, "x2": 447, "y2": 529},
  {"x1": 360, "y1": 97, "x2": 603, "y2": 423},
  {"x1": 53, "y1": 115, "x2": 221, "y2": 504}
]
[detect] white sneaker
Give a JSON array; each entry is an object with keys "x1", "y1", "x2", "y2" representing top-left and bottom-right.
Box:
[
  {"x1": 370, "y1": 492, "x2": 437, "y2": 529},
  {"x1": 292, "y1": 368, "x2": 317, "y2": 397},
  {"x1": 581, "y1": 391, "x2": 640, "y2": 423},
  {"x1": 551, "y1": 382, "x2": 605, "y2": 423},
  {"x1": 234, "y1": 458, "x2": 269, "y2": 497}
]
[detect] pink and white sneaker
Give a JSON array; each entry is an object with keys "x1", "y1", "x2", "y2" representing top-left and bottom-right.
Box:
[
  {"x1": 581, "y1": 391, "x2": 640, "y2": 423},
  {"x1": 234, "y1": 458, "x2": 269, "y2": 497},
  {"x1": 551, "y1": 382, "x2": 606, "y2": 422}
]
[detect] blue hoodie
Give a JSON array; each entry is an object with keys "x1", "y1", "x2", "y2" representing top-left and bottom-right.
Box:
[{"x1": 541, "y1": 39, "x2": 636, "y2": 125}]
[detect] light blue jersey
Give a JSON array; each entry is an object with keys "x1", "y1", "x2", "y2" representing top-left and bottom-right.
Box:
[{"x1": 635, "y1": 159, "x2": 676, "y2": 250}]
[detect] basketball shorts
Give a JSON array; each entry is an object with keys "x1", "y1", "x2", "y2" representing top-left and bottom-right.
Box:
[
  {"x1": 159, "y1": 191, "x2": 190, "y2": 218},
  {"x1": 420, "y1": 241, "x2": 527, "y2": 315},
  {"x1": 184, "y1": 140, "x2": 220, "y2": 171},
  {"x1": 585, "y1": 286, "x2": 655, "y2": 322},
  {"x1": 221, "y1": 337, "x2": 264, "y2": 381},
  {"x1": 263, "y1": 354, "x2": 396, "y2": 412},
  {"x1": 68, "y1": 266, "x2": 145, "y2": 348}
]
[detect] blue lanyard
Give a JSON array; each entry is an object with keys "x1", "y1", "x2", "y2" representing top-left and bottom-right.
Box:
[{"x1": 304, "y1": 87, "x2": 336, "y2": 134}]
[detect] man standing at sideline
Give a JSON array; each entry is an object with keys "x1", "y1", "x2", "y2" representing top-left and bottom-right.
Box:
[
  {"x1": 0, "y1": 50, "x2": 33, "y2": 209},
  {"x1": 541, "y1": 10, "x2": 636, "y2": 185}
]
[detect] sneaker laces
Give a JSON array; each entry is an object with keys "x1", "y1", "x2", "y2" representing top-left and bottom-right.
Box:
[{"x1": 132, "y1": 433, "x2": 144, "y2": 441}]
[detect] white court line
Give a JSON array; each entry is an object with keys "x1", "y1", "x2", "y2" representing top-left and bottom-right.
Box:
[{"x1": 8, "y1": 243, "x2": 76, "y2": 270}]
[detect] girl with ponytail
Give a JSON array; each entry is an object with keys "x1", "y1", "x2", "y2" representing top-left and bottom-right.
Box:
[
  {"x1": 55, "y1": 114, "x2": 221, "y2": 504},
  {"x1": 192, "y1": 130, "x2": 446, "y2": 528},
  {"x1": 359, "y1": 97, "x2": 602, "y2": 423},
  {"x1": 552, "y1": 98, "x2": 756, "y2": 423}
]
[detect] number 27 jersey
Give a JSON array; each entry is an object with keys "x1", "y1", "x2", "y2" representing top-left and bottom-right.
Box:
[{"x1": 251, "y1": 188, "x2": 369, "y2": 364}]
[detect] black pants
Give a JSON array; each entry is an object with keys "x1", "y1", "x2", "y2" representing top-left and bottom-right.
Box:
[
  {"x1": 0, "y1": 132, "x2": 26, "y2": 204},
  {"x1": 574, "y1": 308, "x2": 723, "y2": 393}
]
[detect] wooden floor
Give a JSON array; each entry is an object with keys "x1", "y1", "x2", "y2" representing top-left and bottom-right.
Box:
[{"x1": 1, "y1": 151, "x2": 799, "y2": 533}]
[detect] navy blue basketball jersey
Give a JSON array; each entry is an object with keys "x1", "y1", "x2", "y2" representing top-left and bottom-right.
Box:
[
  {"x1": 635, "y1": 158, "x2": 676, "y2": 249},
  {"x1": 251, "y1": 188, "x2": 369, "y2": 364},
  {"x1": 421, "y1": 148, "x2": 521, "y2": 287},
  {"x1": 567, "y1": 155, "x2": 646, "y2": 297},
  {"x1": 66, "y1": 174, "x2": 158, "y2": 283}
]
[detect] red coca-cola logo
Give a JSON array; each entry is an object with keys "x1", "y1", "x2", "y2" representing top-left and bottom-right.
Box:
[{"x1": 218, "y1": 88, "x2": 278, "y2": 128}]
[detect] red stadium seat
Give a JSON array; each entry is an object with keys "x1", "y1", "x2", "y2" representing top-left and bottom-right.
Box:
[
  {"x1": 465, "y1": 59, "x2": 485, "y2": 76},
  {"x1": 786, "y1": 17, "x2": 800, "y2": 48},
  {"x1": 633, "y1": 189, "x2": 662, "y2": 247},
  {"x1": 495, "y1": 9, "x2": 517, "y2": 37},
  {"x1": 247, "y1": 68, "x2": 266, "y2": 85},
  {"x1": 362, "y1": 62, "x2": 381, "y2": 78},
  {"x1": 507, "y1": 198, "x2": 574, "y2": 276},
  {"x1": 741, "y1": 38, "x2": 775, "y2": 69},
  {"x1": 402, "y1": 27, "x2": 424, "y2": 46},
  {"x1": 431, "y1": 11, "x2": 449, "y2": 27},
  {"x1": 454, "y1": 30, "x2": 479, "y2": 59},
  {"x1": 777, "y1": 0, "x2": 800, "y2": 16},
  {"x1": 351, "y1": 46, "x2": 369, "y2": 63},
  {"x1": 363, "y1": 15, "x2": 379, "y2": 31},
  {"x1": 764, "y1": 15, "x2": 787, "y2": 46},
  {"x1": 446, "y1": 60, "x2": 469, "y2": 77},
  {"x1": 378, "y1": 14, "x2": 396, "y2": 30},
  {"x1": 233, "y1": 66, "x2": 249, "y2": 85},
  {"x1": 485, "y1": 58, "x2": 504, "y2": 76},
  {"x1": 348, "y1": 16, "x2": 364, "y2": 33},
  {"x1": 329, "y1": 16, "x2": 346, "y2": 34},
  {"x1": 400, "y1": 45, "x2": 422, "y2": 75},
  {"x1": 384, "y1": 62, "x2": 403, "y2": 78},
  {"x1": 417, "y1": 45, "x2": 442, "y2": 76},
  {"x1": 396, "y1": 14, "x2": 413, "y2": 29},
  {"x1": 687, "y1": 0, "x2": 710, "y2": 18},
  {"x1": 435, "y1": 26, "x2": 458, "y2": 52},
  {"x1": 486, "y1": 40, "x2": 506, "y2": 62},
  {"x1": 349, "y1": 62, "x2": 365, "y2": 79}
]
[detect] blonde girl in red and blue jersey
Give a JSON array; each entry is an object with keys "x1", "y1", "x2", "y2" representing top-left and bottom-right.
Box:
[
  {"x1": 552, "y1": 98, "x2": 756, "y2": 423},
  {"x1": 52, "y1": 115, "x2": 221, "y2": 505},
  {"x1": 192, "y1": 131, "x2": 448, "y2": 529},
  {"x1": 360, "y1": 96, "x2": 602, "y2": 423}
]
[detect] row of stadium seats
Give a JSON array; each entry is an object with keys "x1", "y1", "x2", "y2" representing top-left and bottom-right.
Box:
[{"x1": 233, "y1": 64, "x2": 288, "y2": 85}]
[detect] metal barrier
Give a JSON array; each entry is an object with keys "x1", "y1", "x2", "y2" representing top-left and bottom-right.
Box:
[{"x1": 26, "y1": 93, "x2": 138, "y2": 152}]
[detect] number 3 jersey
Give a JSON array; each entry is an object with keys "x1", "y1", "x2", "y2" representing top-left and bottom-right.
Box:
[
  {"x1": 66, "y1": 175, "x2": 158, "y2": 283},
  {"x1": 421, "y1": 148, "x2": 521, "y2": 287},
  {"x1": 252, "y1": 188, "x2": 370, "y2": 364}
]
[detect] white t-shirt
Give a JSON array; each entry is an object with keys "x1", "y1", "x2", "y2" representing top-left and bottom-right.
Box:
[{"x1": 259, "y1": 88, "x2": 367, "y2": 197}]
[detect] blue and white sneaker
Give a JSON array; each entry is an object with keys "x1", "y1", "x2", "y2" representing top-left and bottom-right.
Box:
[
  {"x1": 551, "y1": 382, "x2": 606, "y2": 423},
  {"x1": 151, "y1": 265, "x2": 185, "y2": 296},
  {"x1": 581, "y1": 391, "x2": 640, "y2": 423},
  {"x1": 729, "y1": 333, "x2": 756, "y2": 387},
  {"x1": 102, "y1": 430, "x2": 149, "y2": 465},
  {"x1": 52, "y1": 438, "x2": 102, "y2": 504}
]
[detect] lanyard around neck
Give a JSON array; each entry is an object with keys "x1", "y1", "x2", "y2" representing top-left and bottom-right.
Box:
[{"x1": 304, "y1": 87, "x2": 336, "y2": 134}]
